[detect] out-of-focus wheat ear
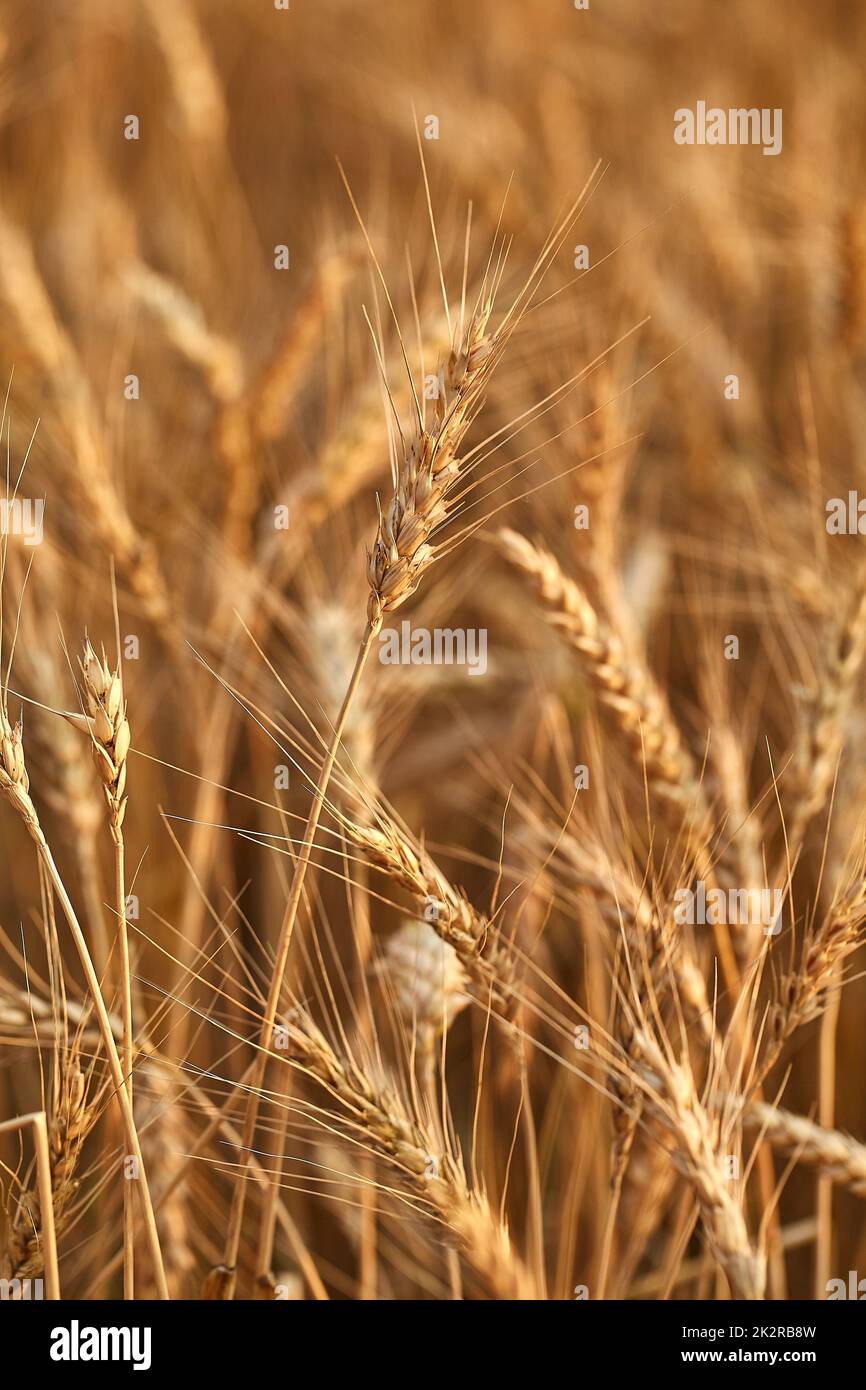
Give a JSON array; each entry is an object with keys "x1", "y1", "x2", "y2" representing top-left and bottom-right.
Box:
[
  {"x1": 376, "y1": 918, "x2": 470, "y2": 1091},
  {"x1": 0, "y1": 210, "x2": 179, "y2": 653},
  {"x1": 125, "y1": 260, "x2": 244, "y2": 403},
  {"x1": 138, "y1": 1061, "x2": 196, "y2": 1294},
  {"x1": 838, "y1": 197, "x2": 866, "y2": 354},
  {"x1": 219, "y1": 251, "x2": 356, "y2": 560},
  {"x1": 785, "y1": 566, "x2": 866, "y2": 852},
  {"x1": 745, "y1": 1102, "x2": 866, "y2": 1196},
  {"x1": 530, "y1": 819, "x2": 712, "y2": 1031},
  {"x1": 141, "y1": 0, "x2": 227, "y2": 146}
]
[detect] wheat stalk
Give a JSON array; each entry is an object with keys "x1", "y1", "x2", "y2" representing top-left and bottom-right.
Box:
[
  {"x1": 77, "y1": 637, "x2": 136, "y2": 1297},
  {"x1": 214, "y1": 296, "x2": 510, "y2": 1296},
  {"x1": 0, "y1": 697, "x2": 168, "y2": 1297}
]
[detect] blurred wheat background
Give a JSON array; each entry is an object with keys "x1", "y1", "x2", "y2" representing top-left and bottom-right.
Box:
[{"x1": 1, "y1": 0, "x2": 866, "y2": 1301}]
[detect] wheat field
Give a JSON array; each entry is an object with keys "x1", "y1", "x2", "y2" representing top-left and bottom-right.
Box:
[{"x1": 1, "y1": 0, "x2": 865, "y2": 1308}]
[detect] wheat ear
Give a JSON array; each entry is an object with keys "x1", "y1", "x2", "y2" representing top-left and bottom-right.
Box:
[
  {"x1": 745, "y1": 1102, "x2": 866, "y2": 1196},
  {"x1": 377, "y1": 919, "x2": 470, "y2": 1091},
  {"x1": 346, "y1": 813, "x2": 516, "y2": 1014},
  {"x1": 274, "y1": 1007, "x2": 536, "y2": 1299},
  {"x1": 767, "y1": 874, "x2": 866, "y2": 1068},
  {"x1": 496, "y1": 528, "x2": 710, "y2": 843},
  {"x1": 785, "y1": 567, "x2": 866, "y2": 850},
  {"x1": 3, "y1": 1059, "x2": 93, "y2": 1285},
  {"x1": 630, "y1": 1029, "x2": 765, "y2": 1300}
]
